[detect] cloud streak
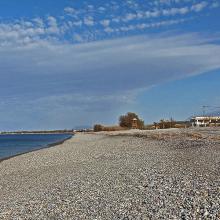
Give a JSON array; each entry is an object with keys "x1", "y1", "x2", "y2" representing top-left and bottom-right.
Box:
[{"x1": 1, "y1": 32, "x2": 220, "y2": 97}]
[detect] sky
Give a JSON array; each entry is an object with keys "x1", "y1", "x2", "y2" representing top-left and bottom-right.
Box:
[{"x1": 0, "y1": 0, "x2": 220, "y2": 130}]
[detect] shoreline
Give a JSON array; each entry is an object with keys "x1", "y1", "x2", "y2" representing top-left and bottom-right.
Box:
[
  {"x1": 0, "y1": 132, "x2": 74, "y2": 135},
  {"x1": 1, "y1": 127, "x2": 219, "y2": 163},
  {"x1": 0, "y1": 135, "x2": 73, "y2": 163}
]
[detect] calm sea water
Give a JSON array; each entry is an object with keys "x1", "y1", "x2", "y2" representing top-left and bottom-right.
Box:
[{"x1": 0, "y1": 133, "x2": 73, "y2": 160}]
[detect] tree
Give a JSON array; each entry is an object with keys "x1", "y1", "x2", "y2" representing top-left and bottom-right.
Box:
[
  {"x1": 93, "y1": 124, "x2": 103, "y2": 132},
  {"x1": 170, "y1": 117, "x2": 176, "y2": 128},
  {"x1": 119, "y1": 112, "x2": 144, "y2": 129},
  {"x1": 158, "y1": 118, "x2": 176, "y2": 129},
  {"x1": 160, "y1": 119, "x2": 165, "y2": 129},
  {"x1": 154, "y1": 122, "x2": 158, "y2": 129}
]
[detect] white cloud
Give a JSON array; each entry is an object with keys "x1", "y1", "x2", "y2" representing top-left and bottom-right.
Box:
[
  {"x1": 72, "y1": 20, "x2": 83, "y2": 27},
  {"x1": 0, "y1": 22, "x2": 47, "y2": 46},
  {"x1": 8, "y1": 0, "x2": 209, "y2": 41},
  {"x1": 112, "y1": 18, "x2": 120, "y2": 23},
  {"x1": 87, "y1": 5, "x2": 94, "y2": 10},
  {"x1": 98, "y1": 6, "x2": 106, "y2": 12},
  {"x1": 64, "y1": 7, "x2": 75, "y2": 14},
  {"x1": 84, "y1": 16, "x2": 95, "y2": 26},
  {"x1": 104, "y1": 27, "x2": 115, "y2": 33},
  {"x1": 108, "y1": 18, "x2": 188, "y2": 33},
  {"x1": 145, "y1": 10, "x2": 160, "y2": 18},
  {"x1": 123, "y1": 13, "x2": 137, "y2": 22},
  {"x1": 178, "y1": 7, "x2": 189, "y2": 14},
  {"x1": 33, "y1": 18, "x2": 44, "y2": 27},
  {"x1": 154, "y1": 0, "x2": 197, "y2": 6},
  {"x1": 47, "y1": 16, "x2": 57, "y2": 26},
  {"x1": 191, "y1": 1, "x2": 208, "y2": 12},
  {"x1": 166, "y1": 7, "x2": 189, "y2": 16},
  {"x1": 210, "y1": 1, "x2": 220, "y2": 8},
  {"x1": 119, "y1": 1, "x2": 210, "y2": 23},
  {"x1": 7, "y1": 0, "x2": 211, "y2": 42},
  {"x1": 47, "y1": 16, "x2": 59, "y2": 34},
  {"x1": 100, "y1": 19, "x2": 110, "y2": 27}
]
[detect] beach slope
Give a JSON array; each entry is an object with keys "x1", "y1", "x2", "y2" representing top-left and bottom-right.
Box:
[{"x1": 0, "y1": 128, "x2": 219, "y2": 219}]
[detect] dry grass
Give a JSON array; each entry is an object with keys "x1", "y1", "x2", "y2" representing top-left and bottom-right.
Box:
[
  {"x1": 184, "y1": 132, "x2": 203, "y2": 140},
  {"x1": 210, "y1": 136, "x2": 220, "y2": 141},
  {"x1": 101, "y1": 126, "x2": 128, "y2": 132}
]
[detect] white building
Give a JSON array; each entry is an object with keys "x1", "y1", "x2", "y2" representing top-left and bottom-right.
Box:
[{"x1": 191, "y1": 116, "x2": 220, "y2": 127}]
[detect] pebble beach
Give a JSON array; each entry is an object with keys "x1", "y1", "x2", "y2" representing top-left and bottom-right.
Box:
[{"x1": 0, "y1": 128, "x2": 219, "y2": 219}]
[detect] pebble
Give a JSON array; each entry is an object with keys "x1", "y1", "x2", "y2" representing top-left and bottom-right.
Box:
[{"x1": 0, "y1": 128, "x2": 219, "y2": 219}]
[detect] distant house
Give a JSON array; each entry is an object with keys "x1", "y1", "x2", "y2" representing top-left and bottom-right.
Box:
[{"x1": 191, "y1": 116, "x2": 220, "y2": 127}]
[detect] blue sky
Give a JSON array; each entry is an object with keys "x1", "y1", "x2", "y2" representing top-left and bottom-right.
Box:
[{"x1": 0, "y1": 0, "x2": 220, "y2": 130}]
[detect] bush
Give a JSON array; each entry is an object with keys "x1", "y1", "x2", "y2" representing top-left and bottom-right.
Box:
[
  {"x1": 102, "y1": 126, "x2": 128, "y2": 131},
  {"x1": 158, "y1": 119, "x2": 176, "y2": 129},
  {"x1": 93, "y1": 124, "x2": 103, "y2": 132}
]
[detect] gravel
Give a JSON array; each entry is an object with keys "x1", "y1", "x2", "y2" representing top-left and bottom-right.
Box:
[{"x1": 0, "y1": 128, "x2": 219, "y2": 219}]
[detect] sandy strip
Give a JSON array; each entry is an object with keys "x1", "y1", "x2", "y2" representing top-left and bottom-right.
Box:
[{"x1": 0, "y1": 129, "x2": 219, "y2": 219}]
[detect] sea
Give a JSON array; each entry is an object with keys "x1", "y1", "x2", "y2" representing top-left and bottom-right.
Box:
[{"x1": 0, "y1": 133, "x2": 73, "y2": 160}]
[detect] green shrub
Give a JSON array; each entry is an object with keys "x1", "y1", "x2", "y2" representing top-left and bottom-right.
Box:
[{"x1": 93, "y1": 124, "x2": 103, "y2": 132}]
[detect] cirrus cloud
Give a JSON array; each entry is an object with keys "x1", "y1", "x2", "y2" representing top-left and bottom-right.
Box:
[{"x1": 0, "y1": 32, "x2": 220, "y2": 98}]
